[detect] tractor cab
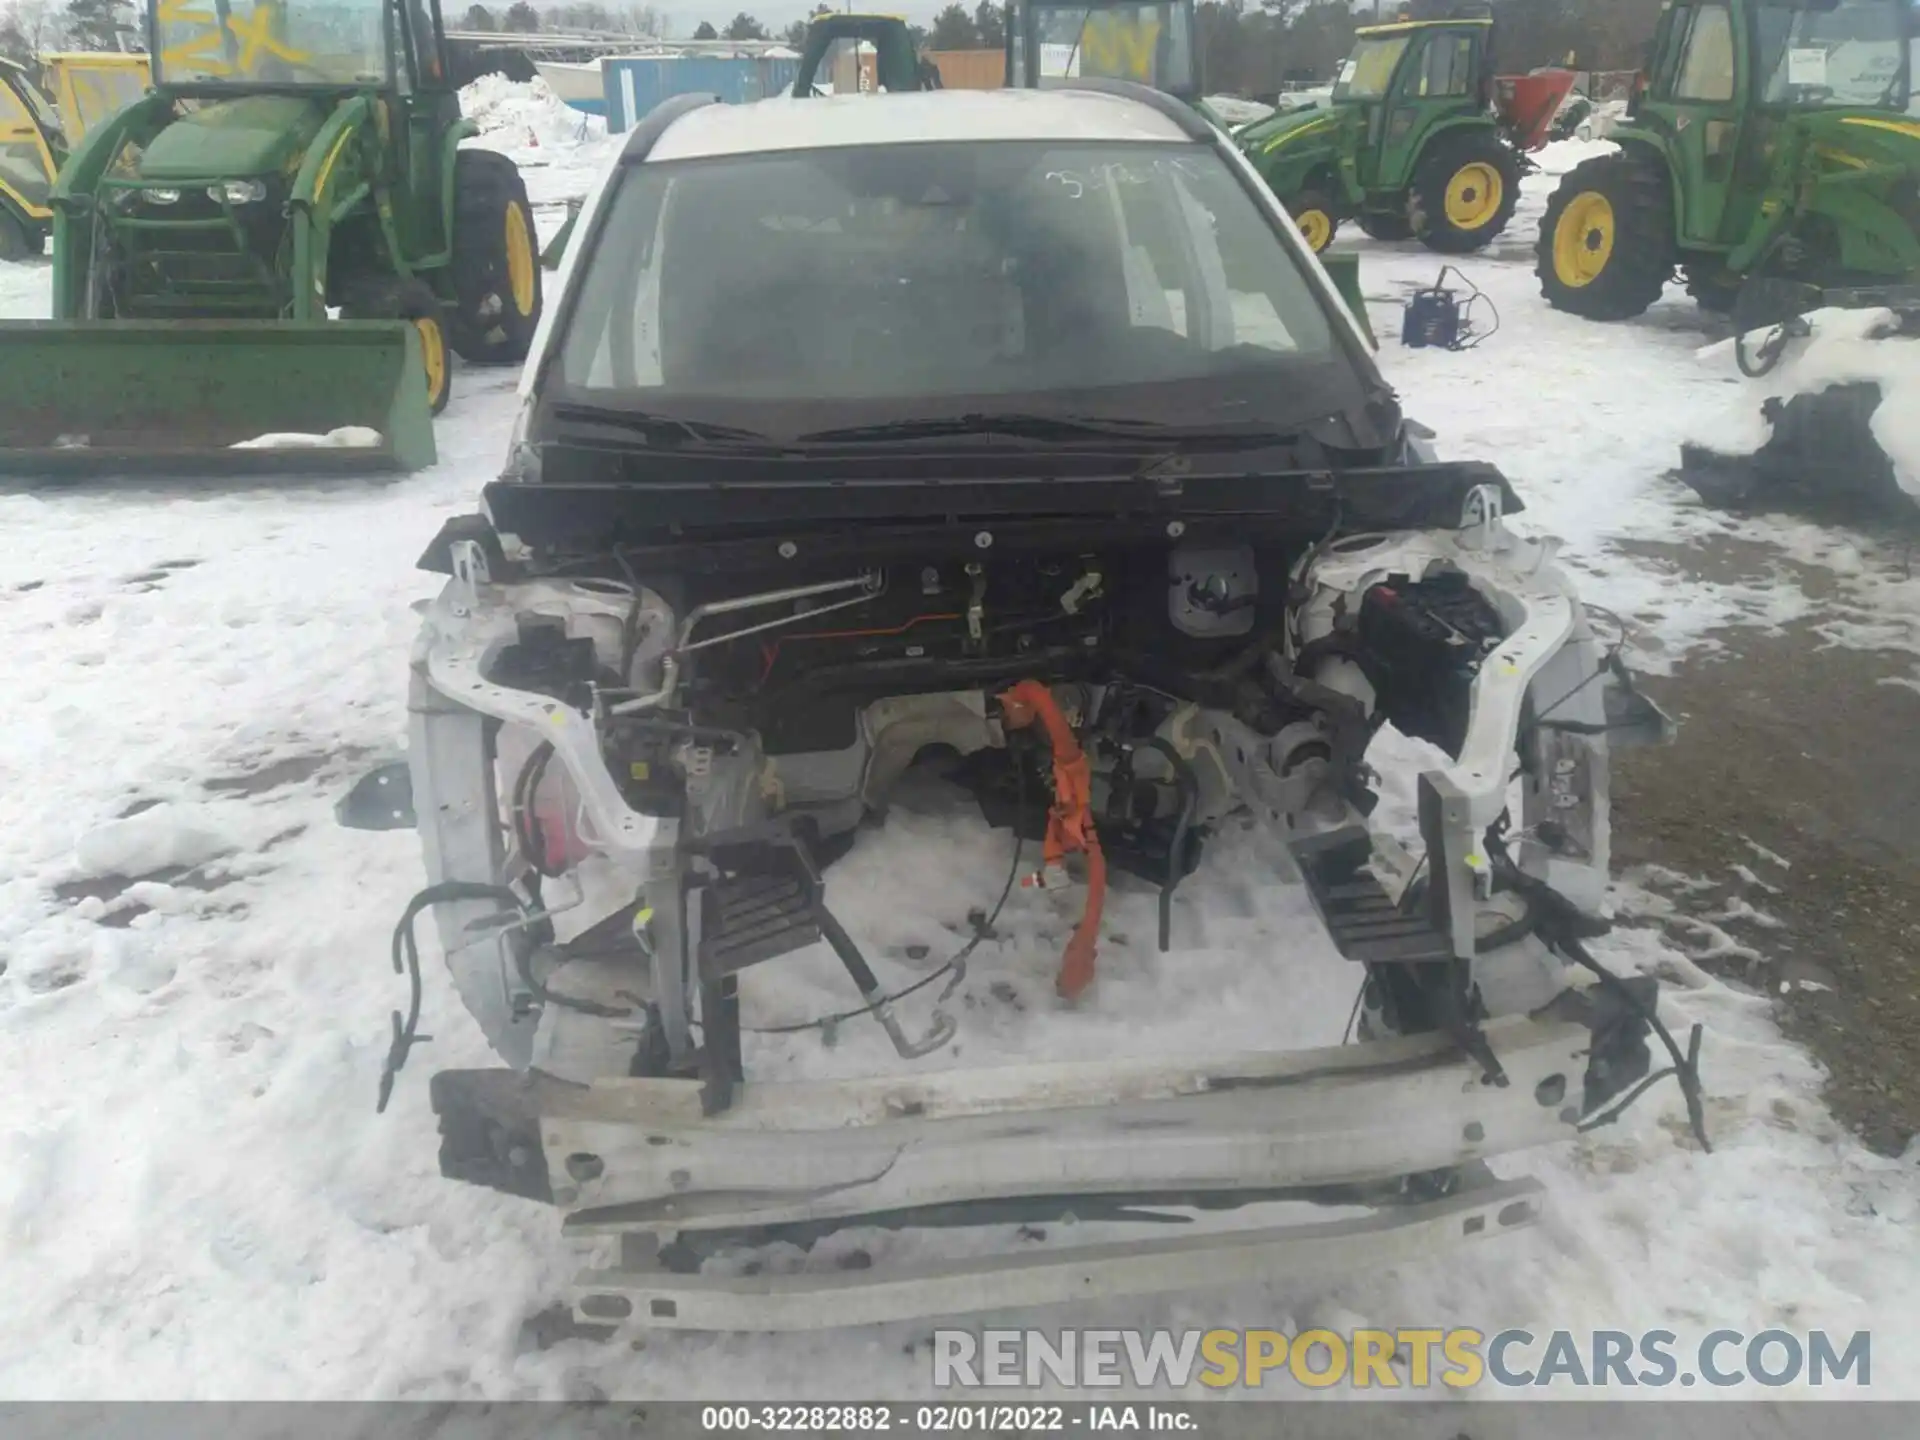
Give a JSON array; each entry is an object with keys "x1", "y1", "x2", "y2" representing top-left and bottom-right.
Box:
[
  {"x1": 1005, "y1": 0, "x2": 1202, "y2": 103},
  {"x1": 0, "y1": 57, "x2": 63, "y2": 259},
  {"x1": 792, "y1": 13, "x2": 937, "y2": 96}
]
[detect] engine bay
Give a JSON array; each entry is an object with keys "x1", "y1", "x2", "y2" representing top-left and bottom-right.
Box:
[
  {"x1": 400, "y1": 493, "x2": 1660, "y2": 1107},
  {"x1": 354, "y1": 462, "x2": 1705, "y2": 1295}
]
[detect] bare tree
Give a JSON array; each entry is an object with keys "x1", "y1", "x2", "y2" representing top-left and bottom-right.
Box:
[
  {"x1": 617, "y1": 4, "x2": 664, "y2": 36},
  {"x1": 63, "y1": 0, "x2": 134, "y2": 51},
  {"x1": 973, "y1": 0, "x2": 1003, "y2": 49},
  {"x1": 0, "y1": 13, "x2": 31, "y2": 65},
  {"x1": 5, "y1": 0, "x2": 63, "y2": 59}
]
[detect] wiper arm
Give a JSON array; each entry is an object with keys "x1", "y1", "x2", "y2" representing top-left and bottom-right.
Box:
[
  {"x1": 548, "y1": 402, "x2": 774, "y2": 447},
  {"x1": 796, "y1": 412, "x2": 1299, "y2": 445}
]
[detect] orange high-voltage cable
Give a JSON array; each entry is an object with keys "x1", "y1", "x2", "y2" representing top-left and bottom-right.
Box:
[{"x1": 999, "y1": 679, "x2": 1107, "y2": 1000}]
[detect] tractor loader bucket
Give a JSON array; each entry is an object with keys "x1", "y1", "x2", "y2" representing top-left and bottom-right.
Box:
[{"x1": 0, "y1": 320, "x2": 436, "y2": 478}]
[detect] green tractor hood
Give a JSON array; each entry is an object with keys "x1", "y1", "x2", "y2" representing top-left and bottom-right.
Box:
[
  {"x1": 135, "y1": 95, "x2": 329, "y2": 180},
  {"x1": 1236, "y1": 102, "x2": 1344, "y2": 158}
]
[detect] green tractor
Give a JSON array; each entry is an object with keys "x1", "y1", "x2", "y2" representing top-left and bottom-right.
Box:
[
  {"x1": 0, "y1": 0, "x2": 544, "y2": 474},
  {"x1": 1538, "y1": 0, "x2": 1920, "y2": 323},
  {"x1": 1236, "y1": 9, "x2": 1574, "y2": 255}
]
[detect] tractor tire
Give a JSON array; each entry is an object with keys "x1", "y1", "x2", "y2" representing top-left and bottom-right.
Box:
[
  {"x1": 345, "y1": 277, "x2": 453, "y2": 416},
  {"x1": 0, "y1": 208, "x2": 35, "y2": 262},
  {"x1": 1408, "y1": 131, "x2": 1520, "y2": 255},
  {"x1": 449, "y1": 149, "x2": 543, "y2": 365},
  {"x1": 1287, "y1": 189, "x2": 1339, "y2": 254},
  {"x1": 1357, "y1": 211, "x2": 1415, "y2": 242},
  {"x1": 1536, "y1": 152, "x2": 1675, "y2": 320}
]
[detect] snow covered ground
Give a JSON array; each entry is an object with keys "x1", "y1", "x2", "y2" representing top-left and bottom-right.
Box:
[{"x1": 0, "y1": 99, "x2": 1916, "y2": 1401}]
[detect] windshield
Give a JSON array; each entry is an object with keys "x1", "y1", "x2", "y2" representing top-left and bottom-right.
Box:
[
  {"x1": 12, "y1": 72, "x2": 59, "y2": 134},
  {"x1": 1757, "y1": 0, "x2": 1910, "y2": 107},
  {"x1": 154, "y1": 0, "x2": 391, "y2": 87},
  {"x1": 1026, "y1": 3, "x2": 1197, "y2": 94},
  {"x1": 1333, "y1": 35, "x2": 1412, "y2": 101},
  {"x1": 57, "y1": 63, "x2": 149, "y2": 142},
  {"x1": 555, "y1": 140, "x2": 1351, "y2": 431}
]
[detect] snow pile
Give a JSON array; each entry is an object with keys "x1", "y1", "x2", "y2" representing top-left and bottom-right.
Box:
[
  {"x1": 1205, "y1": 94, "x2": 1277, "y2": 126},
  {"x1": 460, "y1": 73, "x2": 606, "y2": 153},
  {"x1": 1691, "y1": 306, "x2": 1920, "y2": 497},
  {"x1": 459, "y1": 76, "x2": 617, "y2": 228},
  {"x1": 1529, "y1": 135, "x2": 1619, "y2": 176},
  {"x1": 232, "y1": 426, "x2": 382, "y2": 451},
  {"x1": 72, "y1": 804, "x2": 240, "y2": 879}
]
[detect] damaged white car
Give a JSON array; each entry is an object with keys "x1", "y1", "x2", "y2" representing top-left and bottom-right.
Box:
[{"x1": 341, "y1": 82, "x2": 1696, "y2": 1333}]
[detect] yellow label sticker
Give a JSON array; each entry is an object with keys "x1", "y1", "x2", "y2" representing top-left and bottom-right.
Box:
[{"x1": 1078, "y1": 12, "x2": 1161, "y2": 82}]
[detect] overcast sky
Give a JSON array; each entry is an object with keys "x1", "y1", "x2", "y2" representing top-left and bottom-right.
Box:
[{"x1": 574, "y1": 3, "x2": 955, "y2": 38}]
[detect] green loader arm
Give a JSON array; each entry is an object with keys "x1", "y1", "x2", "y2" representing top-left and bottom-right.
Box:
[
  {"x1": 1740, "y1": 121, "x2": 1920, "y2": 276},
  {"x1": 1607, "y1": 113, "x2": 1920, "y2": 282},
  {"x1": 49, "y1": 92, "x2": 173, "y2": 319},
  {"x1": 287, "y1": 97, "x2": 376, "y2": 318},
  {"x1": 434, "y1": 119, "x2": 479, "y2": 272}
]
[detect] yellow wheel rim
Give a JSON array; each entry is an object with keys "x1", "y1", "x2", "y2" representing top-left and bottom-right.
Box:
[
  {"x1": 414, "y1": 316, "x2": 447, "y2": 406},
  {"x1": 504, "y1": 201, "x2": 536, "y2": 317},
  {"x1": 1552, "y1": 192, "x2": 1616, "y2": 288},
  {"x1": 1297, "y1": 208, "x2": 1333, "y2": 251},
  {"x1": 1444, "y1": 162, "x2": 1504, "y2": 229}
]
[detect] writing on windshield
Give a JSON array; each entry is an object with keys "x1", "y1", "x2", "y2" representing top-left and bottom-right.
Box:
[{"x1": 155, "y1": 0, "x2": 388, "y2": 85}]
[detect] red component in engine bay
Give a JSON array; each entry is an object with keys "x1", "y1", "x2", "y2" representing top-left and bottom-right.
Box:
[{"x1": 999, "y1": 679, "x2": 1108, "y2": 1000}]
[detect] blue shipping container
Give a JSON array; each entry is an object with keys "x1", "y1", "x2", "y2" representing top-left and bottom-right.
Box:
[{"x1": 604, "y1": 57, "x2": 801, "y2": 130}]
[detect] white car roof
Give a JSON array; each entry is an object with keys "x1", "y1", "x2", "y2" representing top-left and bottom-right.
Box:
[{"x1": 646, "y1": 88, "x2": 1199, "y2": 162}]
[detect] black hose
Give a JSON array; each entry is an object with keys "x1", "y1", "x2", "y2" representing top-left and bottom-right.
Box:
[
  {"x1": 1136, "y1": 737, "x2": 1198, "y2": 954},
  {"x1": 818, "y1": 907, "x2": 882, "y2": 996},
  {"x1": 511, "y1": 740, "x2": 561, "y2": 876},
  {"x1": 1477, "y1": 830, "x2": 1711, "y2": 1150},
  {"x1": 1554, "y1": 932, "x2": 1711, "y2": 1154},
  {"x1": 1731, "y1": 264, "x2": 1809, "y2": 379},
  {"x1": 381, "y1": 880, "x2": 523, "y2": 1113},
  {"x1": 378, "y1": 876, "x2": 631, "y2": 1114}
]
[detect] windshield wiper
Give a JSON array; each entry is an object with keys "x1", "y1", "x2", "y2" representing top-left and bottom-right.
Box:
[
  {"x1": 548, "y1": 402, "x2": 775, "y2": 448},
  {"x1": 795, "y1": 412, "x2": 1300, "y2": 446}
]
